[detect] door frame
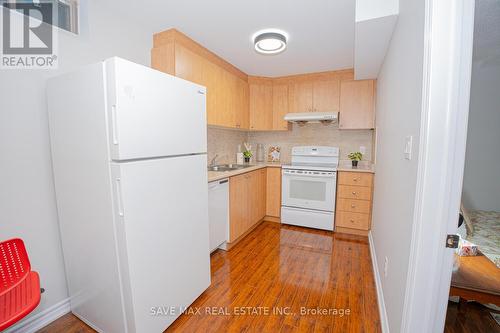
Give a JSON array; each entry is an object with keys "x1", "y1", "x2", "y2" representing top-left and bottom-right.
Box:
[{"x1": 400, "y1": 0, "x2": 475, "y2": 332}]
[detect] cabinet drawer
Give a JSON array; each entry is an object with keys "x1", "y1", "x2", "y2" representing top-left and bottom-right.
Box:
[
  {"x1": 336, "y1": 198, "x2": 371, "y2": 214},
  {"x1": 337, "y1": 185, "x2": 372, "y2": 201},
  {"x1": 336, "y1": 211, "x2": 370, "y2": 230},
  {"x1": 338, "y1": 172, "x2": 373, "y2": 187}
]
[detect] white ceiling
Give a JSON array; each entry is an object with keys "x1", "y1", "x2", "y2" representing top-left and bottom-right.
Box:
[
  {"x1": 473, "y1": 0, "x2": 500, "y2": 68},
  {"x1": 105, "y1": 0, "x2": 355, "y2": 77}
]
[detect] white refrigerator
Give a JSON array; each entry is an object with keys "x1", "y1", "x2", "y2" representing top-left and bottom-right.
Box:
[{"x1": 47, "y1": 57, "x2": 211, "y2": 333}]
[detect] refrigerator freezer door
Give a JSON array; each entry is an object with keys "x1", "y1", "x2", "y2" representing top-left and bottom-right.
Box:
[
  {"x1": 105, "y1": 57, "x2": 207, "y2": 161},
  {"x1": 112, "y1": 154, "x2": 211, "y2": 332}
]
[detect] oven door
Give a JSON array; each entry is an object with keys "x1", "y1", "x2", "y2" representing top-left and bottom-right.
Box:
[{"x1": 281, "y1": 169, "x2": 336, "y2": 212}]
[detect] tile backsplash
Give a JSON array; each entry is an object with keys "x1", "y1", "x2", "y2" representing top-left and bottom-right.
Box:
[
  {"x1": 207, "y1": 127, "x2": 247, "y2": 164},
  {"x1": 207, "y1": 123, "x2": 374, "y2": 164}
]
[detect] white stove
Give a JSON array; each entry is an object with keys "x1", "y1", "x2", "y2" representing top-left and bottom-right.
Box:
[{"x1": 281, "y1": 146, "x2": 339, "y2": 231}]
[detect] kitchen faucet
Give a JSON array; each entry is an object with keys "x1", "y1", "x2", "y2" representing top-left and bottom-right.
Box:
[{"x1": 210, "y1": 154, "x2": 218, "y2": 166}]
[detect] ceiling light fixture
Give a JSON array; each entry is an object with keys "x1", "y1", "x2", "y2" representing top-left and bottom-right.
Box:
[{"x1": 253, "y1": 30, "x2": 288, "y2": 55}]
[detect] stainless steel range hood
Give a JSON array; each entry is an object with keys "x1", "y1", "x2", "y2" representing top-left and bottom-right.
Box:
[{"x1": 284, "y1": 112, "x2": 338, "y2": 124}]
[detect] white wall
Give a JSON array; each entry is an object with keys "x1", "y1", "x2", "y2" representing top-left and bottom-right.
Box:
[
  {"x1": 0, "y1": 0, "x2": 151, "y2": 322},
  {"x1": 462, "y1": 62, "x2": 500, "y2": 212},
  {"x1": 370, "y1": 0, "x2": 425, "y2": 331}
]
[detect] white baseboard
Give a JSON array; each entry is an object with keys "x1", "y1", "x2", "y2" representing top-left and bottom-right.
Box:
[
  {"x1": 5, "y1": 298, "x2": 71, "y2": 333},
  {"x1": 368, "y1": 231, "x2": 390, "y2": 333}
]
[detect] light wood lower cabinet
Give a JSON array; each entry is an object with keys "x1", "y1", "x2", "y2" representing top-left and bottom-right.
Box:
[
  {"x1": 266, "y1": 167, "x2": 281, "y2": 218},
  {"x1": 335, "y1": 171, "x2": 374, "y2": 234},
  {"x1": 229, "y1": 169, "x2": 266, "y2": 243}
]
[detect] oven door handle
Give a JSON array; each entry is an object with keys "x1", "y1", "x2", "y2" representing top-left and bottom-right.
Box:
[{"x1": 282, "y1": 171, "x2": 336, "y2": 178}]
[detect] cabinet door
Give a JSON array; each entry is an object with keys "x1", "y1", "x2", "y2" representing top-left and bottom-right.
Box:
[
  {"x1": 272, "y1": 83, "x2": 290, "y2": 131},
  {"x1": 257, "y1": 169, "x2": 267, "y2": 221},
  {"x1": 175, "y1": 45, "x2": 221, "y2": 126},
  {"x1": 266, "y1": 167, "x2": 281, "y2": 217},
  {"x1": 339, "y1": 80, "x2": 375, "y2": 129},
  {"x1": 234, "y1": 77, "x2": 249, "y2": 129},
  {"x1": 291, "y1": 80, "x2": 313, "y2": 112},
  {"x1": 217, "y1": 69, "x2": 237, "y2": 128},
  {"x1": 249, "y1": 80, "x2": 273, "y2": 130},
  {"x1": 313, "y1": 79, "x2": 340, "y2": 113},
  {"x1": 229, "y1": 173, "x2": 248, "y2": 242}
]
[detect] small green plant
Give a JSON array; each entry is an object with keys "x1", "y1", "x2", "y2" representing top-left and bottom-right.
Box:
[
  {"x1": 242, "y1": 142, "x2": 253, "y2": 160},
  {"x1": 348, "y1": 151, "x2": 363, "y2": 161}
]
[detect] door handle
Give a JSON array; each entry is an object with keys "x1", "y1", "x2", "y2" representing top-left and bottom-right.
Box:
[
  {"x1": 116, "y1": 178, "x2": 124, "y2": 217},
  {"x1": 111, "y1": 105, "x2": 119, "y2": 145}
]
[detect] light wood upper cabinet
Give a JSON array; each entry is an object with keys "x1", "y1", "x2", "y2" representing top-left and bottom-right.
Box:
[
  {"x1": 248, "y1": 78, "x2": 290, "y2": 131},
  {"x1": 313, "y1": 79, "x2": 340, "y2": 113},
  {"x1": 174, "y1": 45, "x2": 222, "y2": 125},
  {"x1": 152, "y1": 30, "x2": 374, "y2": 131},
  {"x1": 272, "y1": 83, "x2": 290, "y2": 131},
  {"x1": 249, "y1": 78, "x2": 273, "y2": 130},
  {"x1": 152, "y1": 29, "x2": 249, "y2": 130},
  {"x1": 339, "y1": 79, "x2": 375, "y2": 129},
  {"x1": 291, "y1": 80, "x2": 314, "y2": 113}
]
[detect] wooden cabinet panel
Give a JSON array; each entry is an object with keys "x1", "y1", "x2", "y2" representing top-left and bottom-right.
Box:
[
  {"x1": 337, "y1": 185, "x2": 372, "y2": 201},
  {"x1": 151, "y1": 43, "x2": 175, "y2": 75},
  {"x1": 235, "y1": 78, "x2": 249, "y2": 129},
  {"x1": 217, "y1": 69, "x2": 237, "y2": 127},
  {"x1": 272, "y1": 83, "x2": 290, "y2": 131},
  {"x1": 249, "y1": 79, "x2": 273, "y2": 130},
  {"x1": 339, "y1": 80, "x2": 375, "y2": 129},
  {"x1": 229, "y1": 169, "x2": 266, "y2": 243},
  {"x1": 175, "y1": 45, "x2": 222, "y2": 125},
  {"x1": 336, "y1": 198, "x2": 371, "y2": 214},
  {"x1": 313, "y1": 79, "x2": 340, "y2": 113},
  {"x1": 266, "y1": 167, "x2": 282, "y2": 217},
  {"x1": 152, "y1": 31, "x2": 250, "y2": 130},
  {"x1": 248, "y1": 169, "x2": 266, "y2": 227},
  {"x1": 336, "y1": 211, "x2": 370, "y2": 230},
  {"x1": 291, "y1": 80, "x2": 313, "y2": 113},
  {"x1": 229, "y1": 173, "x2": 248, "y2": 242},
  {"x1": 338, "y1": 172, "x2": 373, "y2": 187},
  {"x1": 257, "y1": 169, "x2": 267, "y2": 221}
]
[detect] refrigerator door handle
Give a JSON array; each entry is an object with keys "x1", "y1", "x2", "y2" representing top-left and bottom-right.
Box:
[
  {"x1": 111, "y1": 105, "x2": 119, "y2": 145},
  {"x1": 116, "y1": 178, "x2": 124, "y2": 216}
]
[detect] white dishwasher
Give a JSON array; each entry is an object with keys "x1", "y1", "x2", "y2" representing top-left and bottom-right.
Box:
[{"x1": 208, "y1": 178, "x2": 229, "y2": 252}]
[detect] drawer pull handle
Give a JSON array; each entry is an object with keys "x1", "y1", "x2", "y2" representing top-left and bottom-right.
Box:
[
  {"x1": 353, "y1": 178, "x2": 358, "y2": 182},
  {"x1": 350, "y1": 219, "x2": 355, "y2": 223},
  {"x1": 352, "y1": 191, "x2": 357, "y2": 195},
  {"x1": 351, "y1": 204, "x2": 356, "y2": 208}
]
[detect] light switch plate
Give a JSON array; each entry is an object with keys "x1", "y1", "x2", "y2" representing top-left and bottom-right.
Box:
[{"x1": 404, "y1": 136, "x2": 413, "y2": 160}]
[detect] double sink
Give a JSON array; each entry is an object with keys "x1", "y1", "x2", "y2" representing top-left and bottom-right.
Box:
[{"x1": 207, "y1": 164, "x2": 253, "y2": 172}]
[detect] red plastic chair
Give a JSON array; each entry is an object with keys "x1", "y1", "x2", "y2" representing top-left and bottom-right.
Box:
[{"x1": 0, "y1": 238, "x2": 41, "y2": 331}]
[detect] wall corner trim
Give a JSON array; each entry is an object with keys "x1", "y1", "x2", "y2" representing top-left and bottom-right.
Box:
[
  {"x1": 369, "y1": 231, "x2": 390, "y2": 333},
  {"x1": 4, "y1": 298, "x2": 71, "y2": 333}
]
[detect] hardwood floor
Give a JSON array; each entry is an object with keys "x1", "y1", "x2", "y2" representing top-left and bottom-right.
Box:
[
  {"x1": 445, "y1": 301, "x2": 500, "y2": 333},
  {"x1": 38, "y1": 221, "x2": 381, "y2": 332}
]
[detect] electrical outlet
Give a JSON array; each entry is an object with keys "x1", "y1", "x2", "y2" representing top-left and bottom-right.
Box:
[
  {"x1": 359, "y1": 146, "x2": 366, "y2": 155},
  {"x1": 404, "y1": 136, "x2": 413, "y2": 160},
  {"x1": 384, "y1": 257, "x2": 389, "y2": 277}
]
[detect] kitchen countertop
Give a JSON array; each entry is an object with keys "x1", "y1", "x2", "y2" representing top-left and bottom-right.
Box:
[
  {"x1": 208, "y1": 161, "x2": 375, "y2": 182},
  {"x1": 208, "y1": 162, "x2": 281, "y2": 182},
  {"x1": 337, "y1": 161, "x2": 375, "y2": 173}
]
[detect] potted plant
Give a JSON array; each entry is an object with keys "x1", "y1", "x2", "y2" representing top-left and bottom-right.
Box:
[
  {"x1": 348, "y1": 151, "x2": 363, "y2": 168},
  {"x1": 243, "y1": 143, "x2": 253, "y2": 163}
]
